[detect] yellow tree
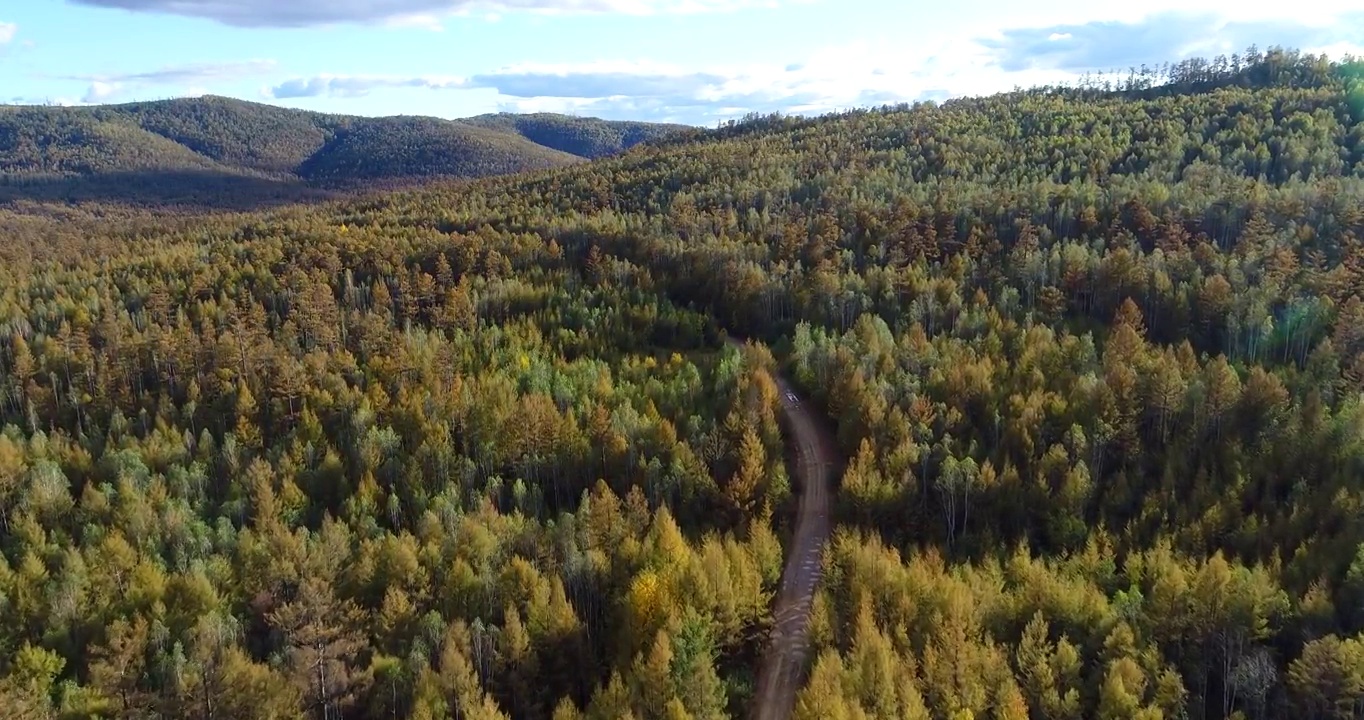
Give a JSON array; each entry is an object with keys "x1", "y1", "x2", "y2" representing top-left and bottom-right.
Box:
[{"x1": 727, "y1": 426, "x2": 766, "y2": 518}]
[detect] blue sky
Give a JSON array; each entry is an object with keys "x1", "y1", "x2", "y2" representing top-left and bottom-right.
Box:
[{"x1": 1, "y1": 0, "x2": 1361, "y2": 125}]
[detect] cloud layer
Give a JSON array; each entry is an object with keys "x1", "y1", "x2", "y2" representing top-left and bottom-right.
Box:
[
  {"x1": 0, "y1": 22, "x2": 16, "y2": 44},
  {"x1": 983, "y1": 11, "x2": 1364, "y2": 74},
  {"x1": 262, "y1": 39, "x2": 1052, "y2": 123},
  {"x1": 39, "y1": 7, "x2": 1364, "y2": 124},
  {"x1": 264, "y1": 61, "x2": 835, "y2": 121},
  {"x1": 246, "y1": 9, "x2": 1364, "y2": 124},
  {"x1": 266, "y1": 62, "x2": 736, "y2": 101},
  {"x1": 69, "y1": 59, "x2": 278, "y2": 85},
  {"x1": 71, "y1": 0, "x2": 758, "y2": 28},
  {"x1": 269, "y1": 74, "x2": 465, "y2": 99},
  {"x1": 61, "y1": 60, "x2": 278, "y2": 105}
]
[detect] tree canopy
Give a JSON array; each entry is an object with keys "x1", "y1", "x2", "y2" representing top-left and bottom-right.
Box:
[{"x1": 1, "y1": 45, "x2": 1362, "y2": 720}]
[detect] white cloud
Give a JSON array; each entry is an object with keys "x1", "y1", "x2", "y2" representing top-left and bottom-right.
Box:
[
  {"x1": 243, "y1": 23, "x2": 1146, "y2": 123},
  {"x1": 70, "y1": 0, "x2": 780, "y2": 27},
  {"x1": 57, "y1": 60, "x2": 278, "y2": 105},
  {"x1": 463, "y1": 48, "x2": 977, "y2": 122},
  {"x1": 473, "y1": 60, "x2": 732, "y2": 98},
  {"x1": 268, "y1": 74, "x2": 469, "y2": 99},
  {"x1": 7, "y1": 96, "x2": 79, "y2": 107},
  {"x1": 66, "y1": 59, "x2": 277, "y2": 85},
  {"x1": 82, "y1": 81, "x2": 124, "y2": 104},
  {"x1": 980, "y1": 10, "x2": 1363, "y2": 74},
  {"x1": 188, "y1": 4, "x2": 1364, "y2": 125},
  {"x1": 0, "y1": 22, "x2": 16, "y2": 44},
  {"x1": 385, "y1": 13, "x2": 447, "y2": 30},
  {"x1": 935, "y1": 0, "x2": 1358, "y2": 35},
  {"x1": 1308, "y1": 41, "x2": 1364, "y2": 60},
  {"x1": 454, "y1": 8, "x2": 1364, "y2": 124}
]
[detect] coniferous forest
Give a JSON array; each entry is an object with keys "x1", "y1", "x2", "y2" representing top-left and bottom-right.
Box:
[{"x1": 2, "y1": 46, "x2": 1364, "y2": 720}]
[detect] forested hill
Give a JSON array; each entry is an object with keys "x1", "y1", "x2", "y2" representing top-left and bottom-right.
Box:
[
  {"x1": 2, "y1": 47, "x2": 1364, "y2": 720},
  {"x1": 0, "y1": 95, "x2": 684, "y2": 205},
  {"x1": 463, "y1": 113, "x2": 690, "y2": 159}
]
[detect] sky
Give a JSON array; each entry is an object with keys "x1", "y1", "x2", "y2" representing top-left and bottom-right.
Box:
[{"x1": 1, "y1": 0, "x2": 1362, "y2": 125}]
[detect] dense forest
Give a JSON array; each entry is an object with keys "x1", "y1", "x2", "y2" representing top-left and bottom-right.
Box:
[
  {"x1": 2, "y1": 45, "x2": 1364, "y2": 720},
  {"x1": 0, "y1": 97, "x2": 684, "y2": 207}
]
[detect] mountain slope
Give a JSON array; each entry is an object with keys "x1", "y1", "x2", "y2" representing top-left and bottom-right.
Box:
[
  {"x1": 0, "y1": 96, "x2": 685, "y2": 202},
  {"x1": 6, "y1": 46, "x2": 1364, "y2": 720},
  {"x1": 464, "y1": 112, "x2": 687, "y2": 158},
  {"x1": 0, "y1": 106, "x2": 230, "y2": 175},
  {"x1": 111, "y1": 95, "x2": 339, "y2": 174},
  {"x1": 324, "y1": 48, "x2": 1364, "y2": 718},
  {"x1": 297, "y1": 116, "x2": 581, "y2": 182}
]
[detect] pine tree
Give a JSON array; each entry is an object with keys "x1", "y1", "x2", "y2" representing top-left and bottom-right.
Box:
[{"x1": 269, "y1": 579, "x2": 371, "y2": 720}]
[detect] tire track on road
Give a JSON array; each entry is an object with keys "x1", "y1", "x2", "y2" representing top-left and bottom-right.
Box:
[{"x1": 727, "y1": 337, "x2": 841, "y2": 720}]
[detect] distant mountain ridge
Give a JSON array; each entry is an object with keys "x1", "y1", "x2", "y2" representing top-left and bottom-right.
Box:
[{"x1": 0, "y1": 96, "x2": 687, "y2": 204}]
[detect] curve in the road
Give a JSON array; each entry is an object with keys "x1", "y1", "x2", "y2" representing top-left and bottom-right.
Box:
[{"x1": 727, "y1": 338, "x2": 842, "y2": 720}]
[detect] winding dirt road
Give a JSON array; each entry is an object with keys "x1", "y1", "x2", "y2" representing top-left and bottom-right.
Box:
[{"x1": 729, "y1": 338, "x2": 841, "y2": 720}]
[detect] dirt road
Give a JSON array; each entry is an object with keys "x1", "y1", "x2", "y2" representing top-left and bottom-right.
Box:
[{"x1": 728, "y1": 338, "x2": 841, "y2": 720}]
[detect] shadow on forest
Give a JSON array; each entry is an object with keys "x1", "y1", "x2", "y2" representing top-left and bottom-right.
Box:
[{"x1": 0, "y1": 170, "x2": 344, "y2": 211}]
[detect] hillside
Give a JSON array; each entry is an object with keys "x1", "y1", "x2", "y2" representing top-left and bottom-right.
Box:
[
  {"x1": 0, "y1": 96, "x2": 683, "y2": 205},
  {"x1": 465, "y1": 112, "x2": 688, "y2": 159},
  {"x1": 2, "y1": 47, "x2": 1364, "y2": 720},
  {"x1": 112, "y1": 95, "x2": 339, "y2": 174},
  {"x1": 0, "y1": 105, "x2": 228, "y2": 175},
  {"x1": 296, "y1": 115, "x2": 580, "y2": 182}
]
